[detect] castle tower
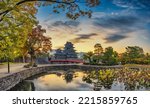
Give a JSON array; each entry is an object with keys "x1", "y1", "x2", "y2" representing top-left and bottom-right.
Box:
[{"x1": 63, "y1": 42, "x2": 77, "y2": 59}]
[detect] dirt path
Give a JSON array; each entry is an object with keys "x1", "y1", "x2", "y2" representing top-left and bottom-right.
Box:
[{"x1": 0, "y1": 63, "x2": 27, "y2": 78}]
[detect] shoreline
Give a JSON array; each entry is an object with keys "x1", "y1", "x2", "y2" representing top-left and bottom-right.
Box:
[
  {"x1": 0, "y1": 64, "x2": 150, "y2": 91},
  {"x1": 0, "y1": 64, "x2": 123, "y2": 91}
]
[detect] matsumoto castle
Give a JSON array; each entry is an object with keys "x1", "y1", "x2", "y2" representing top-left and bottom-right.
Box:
[
  {"x1": 49, "y1": 42, "x2": 83, "y2": 64},
  {"x1": 54, "y1": 42, "x2": 77, "y2": 59}
]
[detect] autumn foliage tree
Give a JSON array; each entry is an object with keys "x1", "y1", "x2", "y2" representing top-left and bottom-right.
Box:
[
  {"x1": 0, "y1": 0, "x2": 37, "y2": 72},
  {"x1": 23, "y1": 25, "x2": 51, "y2": 67},
  {"x1": 0, "y1": 0, "x2": 100, "y2": 21},
  {"x1": 0, "y1": 0, "x2": 100, "y2": 71}
]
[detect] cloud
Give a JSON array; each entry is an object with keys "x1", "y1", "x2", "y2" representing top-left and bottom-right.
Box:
[
  {"x1": 92, "y1": 12, "x2": 106, "y2": 18},
  {"x1": 46, "y1": 20, "x2": 81, "y2": 35},
  {"x1": 112, "y1": 0, "x2": 150, "y2": 9},
  {"x1": 78, "y1": 33, "x2": 98, "y2": 38},
  {"x1": 51, "y1": 21, "x2": 80, "y2": 27},
  {"x1": 92, "y1": 12, "x2": 149, "y2": 43},
  {"x1": 104, "y1": 34, "x2": 129, "y2": 43},
  {"x1": 70, "y1": 33, "x2": 98, "y2": 44},
  {"x1": 93, "y1": 15, "x2": 140, "y2": 33}
]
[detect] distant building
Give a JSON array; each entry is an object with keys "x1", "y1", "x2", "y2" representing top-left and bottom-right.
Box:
[
  {"x1": 54, "y1": 42, "x2": 77, "y2": 59},
  {"x1": 55, "y1": 49, "x2": 66, "y2": 59}
]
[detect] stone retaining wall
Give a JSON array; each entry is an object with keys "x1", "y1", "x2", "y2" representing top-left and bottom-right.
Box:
[{"x1": 0, "y1": 65, "x2": 123, "y2": 91}]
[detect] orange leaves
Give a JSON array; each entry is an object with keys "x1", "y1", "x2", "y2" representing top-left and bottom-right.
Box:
[
  {"x1": 24, "y1": 25, "x2": 52, "y2": 56},
  {"x1": 86, "y1": 0, "x2": 101, "y2": 7}
]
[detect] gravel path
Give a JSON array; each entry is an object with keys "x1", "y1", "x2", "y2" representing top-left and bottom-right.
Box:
[{"x1": 0, "y1": 63, "x2": 27, "y2": 78}]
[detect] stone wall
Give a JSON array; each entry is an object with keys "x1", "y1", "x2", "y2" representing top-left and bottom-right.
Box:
[{"x1": 0, "y1": 64, "x2": 123, "y2": 91}]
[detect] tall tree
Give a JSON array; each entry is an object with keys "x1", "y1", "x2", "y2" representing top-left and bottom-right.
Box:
[
  {"x1": 126, "y1": 46, "x2": 144, "y2": 58},
  {"x1": 83, "y1": 51, "x2": 94, "y2": 64},
  {"x1": 94, "y1": 43, "x2": 103, "y2": 55},
  {"x1": 0, "y1": 1, "x2": 37, "y2": 72},
  {"x1": 144, "y1": 53, "x2": 150, "y2": 64},
  {"x1": 121, "y1": 46, "x2": 144, "y2": 64},
  {"x1": 93, "y1": 43, "x2": 103, "y2": 64},
  {"x1": 102, "y1": 47, "x2": 118, "y2": 65},
  {"x1": 23, "y1": 25, "x2": 52, "y2": 66}
]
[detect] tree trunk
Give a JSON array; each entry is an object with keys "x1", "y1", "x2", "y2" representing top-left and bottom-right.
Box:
[
  {"x1": 7, "y1": 58, "x2": 10, "y2": 73},
  {"x1": 88, "y1": 58, "x2": 92, "y2": 64},
  {"x1": 22, "y1": 55, "x2": 25, "y2": 63},
  {"x1": 31, "y1": 55, "x2": 33, "y2": 66}
]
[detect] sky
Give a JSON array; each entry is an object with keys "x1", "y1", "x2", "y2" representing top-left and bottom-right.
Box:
[{"x1": 36, "y1": 0, "x2": 150, "y2": 53}]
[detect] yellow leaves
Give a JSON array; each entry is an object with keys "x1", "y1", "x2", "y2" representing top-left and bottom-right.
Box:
[
  {"x1": 98, "y1": 69, "x2": 114, "y2": 81},
  {"x1": 83, "y1": 67, "x2": 150, "y2": 90},
  {"x1": 0, "y1": 2, "x2": 7, "y2": 10},
  {"x1": 99, "y1": 70, "x2": 103, "y2": 75},
  {"x1": 0, "y1": 1, "x2": 37, "y2": 59}
]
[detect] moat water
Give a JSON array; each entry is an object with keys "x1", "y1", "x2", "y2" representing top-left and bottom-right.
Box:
[{"x1": 9, "y1": 69, "x2": 150, "y2": 91}]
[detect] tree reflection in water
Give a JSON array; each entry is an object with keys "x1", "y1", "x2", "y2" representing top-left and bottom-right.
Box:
[
  {"x1": 83, "y1": 70, "x2": 115, "y2": 90},
  {"x1": 63, "y1": 72, "x2": 74, "y2": 83},
  {"x1": 63, "y1": 70, "x2": 79, "y2": 83},
  {"x1": 8, "y1": 68, "x2": 150, "y2": 91},
  {"x1": 82, "y1": 69, "x2": 150, "y2": 91}
]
